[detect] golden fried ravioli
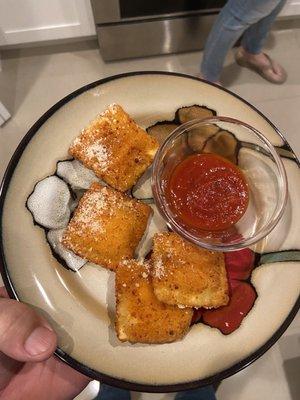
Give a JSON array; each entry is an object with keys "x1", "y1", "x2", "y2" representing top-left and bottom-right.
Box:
[
  {"x1": 69, "y1": 104, "x2": 159, "y2": 191},
  {"x1": 62, "y1": 183, "x2": 151, "y2": 271},
  {"x1": 115, "y1": 259, "x2": 193, "y2": 344},
  {"x1": 151, "y1": 233, "x2": 229, "y2": 309}
]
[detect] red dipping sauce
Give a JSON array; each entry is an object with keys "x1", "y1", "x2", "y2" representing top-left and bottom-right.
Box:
[{"x1": 166, "y1": 153, "x2": 249, "y2": 231}]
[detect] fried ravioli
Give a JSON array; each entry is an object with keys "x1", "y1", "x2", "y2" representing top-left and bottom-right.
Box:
[
  {"x1": 69, "y1": 104, "x2": 159, "y2": 191},
  {"x1": 151, "y1": 232, "x2": 229, "y2": 309},
  {"x1": 62, "y1": 183, "x2": 151, "y2": 271},
  {"x1": 115, "y1": 259, "x2": 193, "y2": 344}
]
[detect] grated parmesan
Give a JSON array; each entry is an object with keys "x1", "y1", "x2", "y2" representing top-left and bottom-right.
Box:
[
  {"x1": 154, "y1": 258, "x2": 165, "y2": 279},
  {"x1": 74, "y1": 188, "x2": 114, "y2": 234},
  {"x1": 84, "y1": 142, "x2": 109, "y2": 171}
]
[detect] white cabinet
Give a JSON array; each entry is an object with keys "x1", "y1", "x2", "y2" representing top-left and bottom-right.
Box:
[{"x1": 0, "y1": 0, "x2": 96, "y2": 46}]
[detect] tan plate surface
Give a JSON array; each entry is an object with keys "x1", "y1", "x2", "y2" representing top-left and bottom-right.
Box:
[{"x1": 1, "y1": 72, "x2": 300, "y2": 389}]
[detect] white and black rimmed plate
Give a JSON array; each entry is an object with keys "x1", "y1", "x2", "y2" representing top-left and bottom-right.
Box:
[{"x1": 0, "y1": 72, "x2": 299, "y2": 393}]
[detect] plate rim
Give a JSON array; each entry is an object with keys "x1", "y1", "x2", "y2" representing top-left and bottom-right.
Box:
[{"x1": 0, "y1": 71, "x2": 299, "y2": 392}]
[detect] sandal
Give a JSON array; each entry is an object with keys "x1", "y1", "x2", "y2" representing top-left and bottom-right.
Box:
[{"x1": 235, "y1": 49, "x2": 287, "y2": 84}]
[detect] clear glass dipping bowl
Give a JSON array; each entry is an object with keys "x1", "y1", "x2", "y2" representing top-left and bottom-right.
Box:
[{"x1": 152, "y1": 117, "x2": 288, "y2": 251}]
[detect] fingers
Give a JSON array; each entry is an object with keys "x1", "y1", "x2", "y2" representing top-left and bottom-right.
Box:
[
  {"x1": 0, "y1": 286, "x2": 8, "y2": 298},
  {"x1": 0, "y1": 352, "x2": 22, "y2": 392},
  {"x1": 38, "y1": 357, "x2": 91, "y2": 400},
  {"x1": 0, "y1": 296, "x2": 57, "y2": 362}
]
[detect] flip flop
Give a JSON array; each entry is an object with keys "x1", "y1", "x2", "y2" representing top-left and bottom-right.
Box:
[{"x1": 235, "y1": 50, "x2": 287, "y2": 84}]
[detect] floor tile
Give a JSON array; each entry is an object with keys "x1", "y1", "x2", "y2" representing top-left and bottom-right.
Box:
[
  {"x1": 255, "y1": 96, "x2": 300, "y2": 157},
  {"x1": 225, "y1": 30, "x2": 300, "y2": 104},
  {"x1": 217, "y1": 343, "x2": 292, "y2": 400}
]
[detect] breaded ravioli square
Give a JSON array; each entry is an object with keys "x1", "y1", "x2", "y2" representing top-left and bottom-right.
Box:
[
  {"x1": 151, "y1": 233, "x2": 229, "y2": 309},
  {"x1": 115, "y1": 259, "x2": 193, "y2": 344},
  {"x1": 69, "y1": 104, "x2": 159, "y2": 191},
  {"x1": 62, "y1": 183, "x2": 151, "y2": 271}
]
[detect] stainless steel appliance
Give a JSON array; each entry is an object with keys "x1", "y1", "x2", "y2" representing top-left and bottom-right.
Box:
[{"x1": 91, "y1": 0, "x2": 227, "y2": 61}]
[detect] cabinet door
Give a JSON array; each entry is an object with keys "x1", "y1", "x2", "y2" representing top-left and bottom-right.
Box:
[{"x1": 0, "y1": 0, "x2": 96, "y2": 46}]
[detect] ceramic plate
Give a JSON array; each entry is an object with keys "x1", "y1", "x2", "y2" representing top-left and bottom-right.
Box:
[{"x1": 0, "y1": 72, "x2": 299, "y2": 392}]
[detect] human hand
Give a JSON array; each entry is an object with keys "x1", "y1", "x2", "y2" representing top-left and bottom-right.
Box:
[{"x1": 0, "y1": 287, "x2": 90, "y2": 400}]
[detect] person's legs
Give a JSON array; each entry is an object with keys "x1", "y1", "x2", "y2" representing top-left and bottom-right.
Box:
[
  {"x1": 95, "y1": 384, "x2": 131, "y2": 400},
  {"x1": 241, "y1": 0, "x2": 287, "y2": 54},
  {"x1": 95, "y1": 384, "x2": 216, "y2": 400},
  {"x1": 175, "y1": 385, "x2": 216, "y2": 400},
  {"x1": 200, "y1": 0, "x2": 247, "y2": 82},
  {"x1": 236, "y1": 0, "x2": 287, "y2": 83},
  {"x1": 200, "y1": 0, "x2": 284, "y2": 82}
]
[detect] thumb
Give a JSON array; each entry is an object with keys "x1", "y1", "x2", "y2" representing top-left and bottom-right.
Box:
[{"x1": 0, "y1": 297, "x2": 57, "y2": 362}]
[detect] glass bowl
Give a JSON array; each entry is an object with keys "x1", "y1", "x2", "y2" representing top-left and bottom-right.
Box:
[{"x1": 152, "y1": 116, "x2": 288, "y2": 251}]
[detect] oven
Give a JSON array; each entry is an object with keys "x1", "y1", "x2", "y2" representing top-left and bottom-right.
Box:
[{"x1": 90, "y1": 0, "x2": 227, "y2": 61}]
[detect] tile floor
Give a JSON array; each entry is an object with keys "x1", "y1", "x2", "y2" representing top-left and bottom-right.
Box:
[{"x1": 0, "y1": 27, "x2": 299, "y2": 400}]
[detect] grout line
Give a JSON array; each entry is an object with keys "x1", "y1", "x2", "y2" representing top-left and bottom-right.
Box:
[{"x1": 237, "y1": 92, "x2": 300, "y2": 105}]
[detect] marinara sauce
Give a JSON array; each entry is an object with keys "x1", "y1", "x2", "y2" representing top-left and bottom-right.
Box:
[{"x1": 166, "y1": 153, "x2": 249, "y2": 231}]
